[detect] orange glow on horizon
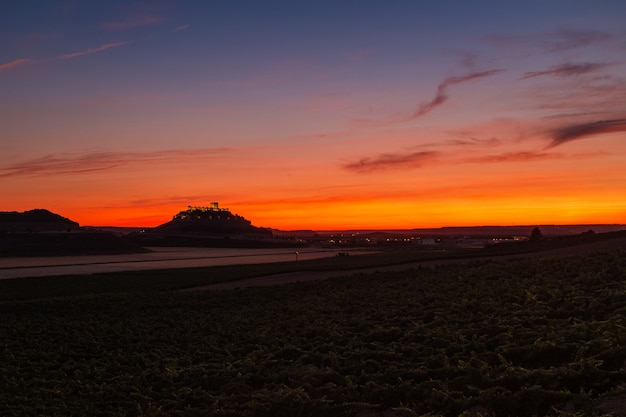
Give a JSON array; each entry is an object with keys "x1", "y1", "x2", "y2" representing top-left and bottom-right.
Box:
[
  {"x1": 55, "y1": 195, "x2": 626, "y2": 231},
  {"x1": 5, "y1": 136, "x2": 624, "y2": 231}
]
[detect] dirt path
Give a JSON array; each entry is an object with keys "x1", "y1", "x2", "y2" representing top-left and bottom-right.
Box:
[{"x1": 188, "y1": 237, "x2": 626, "y2": 291}]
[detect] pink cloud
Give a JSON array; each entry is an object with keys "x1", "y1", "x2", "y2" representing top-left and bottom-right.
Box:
[
  {"x1": 57, "y1": 41, "x2": 129, "y2": 60},
  {"x1": 0, "y1": 148, "x2": 232, "y2": 178},
  {"x1": 0, "y1": 58, "x2": 32, "y2": 72},
  {"x1": 174, "y1": 24, "x2": 190, "y2": 32}
]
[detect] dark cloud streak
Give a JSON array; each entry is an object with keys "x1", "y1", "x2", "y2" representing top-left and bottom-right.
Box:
[
  {"x1": 462, "y1": 151, "x2": 560, "y2": 163},
  {"x1": 446, "y1": 137, "x2": 501, "y2": 147},
  {"x1": 542, "y1": 111, "x2": 607, "y2": 120},
  {"x1": 549, "y1": 119, "x2": 626, "y2": 148},
  {"x1": 521, "y1": 62, "x2": 612, "y2": 80},
  {"x1": 343, "y1": 151, "x2": 439, "y2": 173},
  {"x1": 410, "y1": 70, "x2": 503, "y2": 120}
]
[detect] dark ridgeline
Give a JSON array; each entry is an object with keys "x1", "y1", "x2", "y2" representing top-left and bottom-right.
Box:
[
  {"x1": 0, "y1": 208, "x2": 79, "y2": 233},
  {"x1": 0, "y1": 204, "x2": 300, "y2": 254},
  {"x1": 128, "y1": 203, "x2": 303, "y2": 249},
  {"x1": 0, "y1": 209, "x2": 147, "y2": 257}
]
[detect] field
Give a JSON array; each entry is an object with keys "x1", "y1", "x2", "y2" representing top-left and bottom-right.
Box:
[{"x1": 2, "y1": 239, "x2": 626, "y2": 416}]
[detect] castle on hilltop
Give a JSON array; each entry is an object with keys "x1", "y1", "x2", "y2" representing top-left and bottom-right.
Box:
[
  {"x1": 174, "y1": 202, "x2": 230, "y2": 220},
  {"x1": 158, "y1": 202, "x2": 271, "y2": 236}
]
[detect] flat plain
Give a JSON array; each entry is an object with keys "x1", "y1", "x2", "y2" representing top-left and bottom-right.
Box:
[
  {"x1": 0, "y1": 247, "x2": 369, "y2": 280},
  {"x1": 2, "y1": 233, "x2": 626, "y2": 416}
]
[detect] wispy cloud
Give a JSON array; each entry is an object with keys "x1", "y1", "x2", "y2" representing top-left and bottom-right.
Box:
[
  {"x1": 343, "y1": 142, "x2": 598, "y2": 173},
  {"x1": 521, "y1": 62, "x2": 612, "y2": 80},
  {"x1": 57, "y1": 41, "x2": 129, "y2": 60},
  {"x1": 0, "y1": 148, "x2": 232, "y2": 178},
  {"x1": 409, "y1": 69, "x2": 503, "y2": 120},
  {"x1": 542, "y1": 111, "x2": 607, "y2": 120},
  {"x1": 101, "y1": 15, "x2": 163, "y2": 30},
  {"x1": 0, "y1": 58, "x2": 32, "y2": 72},
  {"x1": 343, "y1": 151, "x2": 440, "y2": 173},
  {"x1": 461, "y1": 151, "x2": 561, "y2": 163},
  {"x1": 548, "y1": 119, "x2": 626, "y2": 148},
  {"x1": 446, "y1": 137, "x2": 502, "y2": 147},
  {"x1": 174, "y1": 24, "x2": 190, "y2": 32}
]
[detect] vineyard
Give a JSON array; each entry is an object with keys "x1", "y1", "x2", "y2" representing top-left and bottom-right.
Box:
[{"x1": 2, "y1": 249, "x2": 626, "y2": 416}]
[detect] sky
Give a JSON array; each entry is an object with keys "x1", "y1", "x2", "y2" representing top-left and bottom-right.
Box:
[{"x1": 1, "y1": 1, "x2": 626, "y2": 230}]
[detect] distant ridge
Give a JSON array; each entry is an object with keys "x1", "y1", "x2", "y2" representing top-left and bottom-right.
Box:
[
  {"x1": 0, "y1": 209, "x2": 149, "y2": 257},
  {"x1": 311, "y1": 224, "x2": 626, "y2": 237},
  {"x1": 414, "y1": 224, "x2": 626, "y2": 237},
  {"x1": 0, "y1": 209, "x2": 79, "y2": 232}
]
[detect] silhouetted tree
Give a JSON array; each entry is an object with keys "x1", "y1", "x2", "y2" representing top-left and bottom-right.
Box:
[{"x1": 530, "y1": 227, "x2": 543, "y2": 242}]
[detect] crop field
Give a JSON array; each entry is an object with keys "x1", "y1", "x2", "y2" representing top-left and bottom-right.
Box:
[
  {"x1": 2, "y1": 248, "x2": 626, "y2": 416},
  {"x1": 0, "y1": 248, "x2": 459, "y2": 300}
]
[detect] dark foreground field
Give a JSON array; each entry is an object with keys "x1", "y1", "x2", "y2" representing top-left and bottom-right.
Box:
[{"x1": 2, "y1": 245, "x2": 626, "y2": 416}]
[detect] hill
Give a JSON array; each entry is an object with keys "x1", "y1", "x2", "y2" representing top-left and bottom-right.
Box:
[
  {"x1": 0, "y1": 209, "x2": 79, "y2": 232},
  {"x1": 0, "y1": 209, "x2": 148, "y2": 257},
  {"x1": 154, "y1": 203, "x2": 272, "y2": 236},
  {"x1": 128, "y1": 203, "x2": 303, "y2": 248}
]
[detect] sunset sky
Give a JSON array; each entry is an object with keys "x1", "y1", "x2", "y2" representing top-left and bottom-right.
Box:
[{"x1": 2, "y1": 1, "x2": 626, "y2": 230}]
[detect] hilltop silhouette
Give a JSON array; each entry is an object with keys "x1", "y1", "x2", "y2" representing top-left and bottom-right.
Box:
[
  {"x1": 0, "y1": 209, "x2": 146, "y2": 257},
  {"x1": 154, "y1": 203, "x2": 272, "y2": 236},
  {"x1": 0, "y1": 209, "x2": 79, "y2": 232},
  {"x1": 129, "y1": 203, "x2": 306, "y2": 248}
]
